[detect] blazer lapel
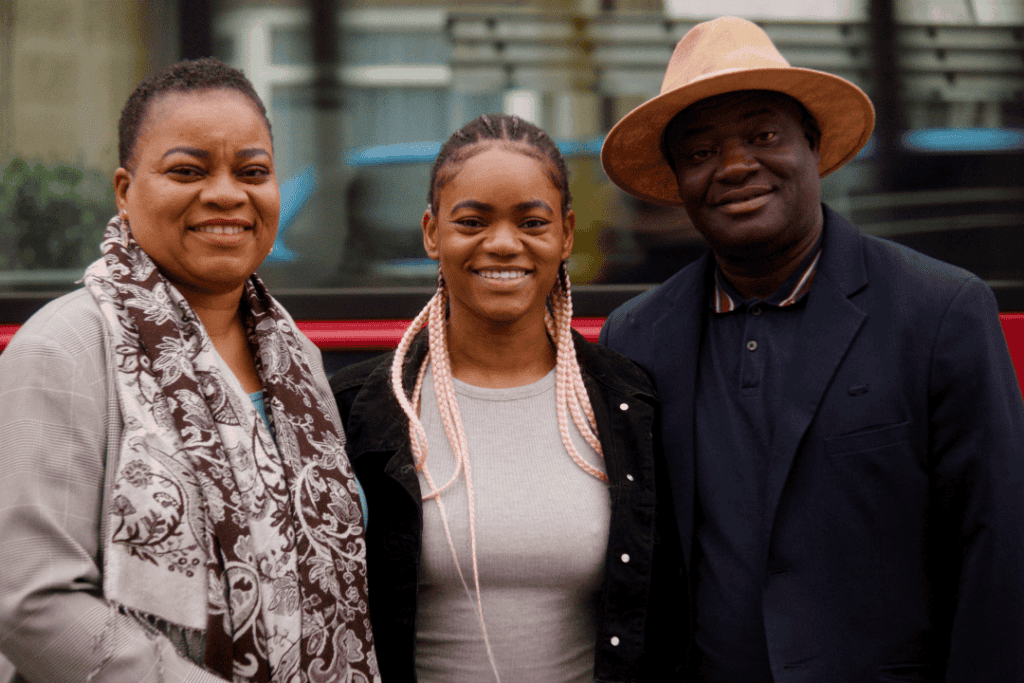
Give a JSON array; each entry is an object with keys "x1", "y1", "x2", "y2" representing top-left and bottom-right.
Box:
[
  {"x1": 762, "y1": 209, "x2": 868, "y2": 537},
  {"x1": 650, "y1": 254, "x2": 711, "y2": 569}
]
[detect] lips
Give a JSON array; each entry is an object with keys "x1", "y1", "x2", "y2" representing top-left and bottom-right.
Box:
[{"x1": 714, "y1": 185, "x2": 772, "y2": 206}]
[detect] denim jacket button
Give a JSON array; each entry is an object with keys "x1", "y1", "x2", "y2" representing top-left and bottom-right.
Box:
[
  {"x1": 619, "y1": 402, "x2": 629, "y2": 411},
  {"x1": 621, "y1": 553, "x2": 630, "y2": 563},
  {"x1": 626, "y1": 474, "x2": 634, "y2": 481},
  {"x1": 610, "y1": 636, "x2": 620, "y2": 646}
]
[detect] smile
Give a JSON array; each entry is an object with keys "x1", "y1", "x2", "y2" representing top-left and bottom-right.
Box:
[
  {"x1": 192, "y1": 224, "x2": 250, "y2": 235},
  {"x1": 475, "y1": 269, "x2": 530, "y2": 280},
  {"x1": 715, "y1": 186, "x2": 772, "y2": 206},
  {"x1": 714, "y1": 187, "x2": 773, "y2": 214}
]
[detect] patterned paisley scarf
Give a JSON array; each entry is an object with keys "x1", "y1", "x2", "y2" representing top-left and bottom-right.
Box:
[{"x1": 83, "y1": 217, "x2": 378, "y2": 683}]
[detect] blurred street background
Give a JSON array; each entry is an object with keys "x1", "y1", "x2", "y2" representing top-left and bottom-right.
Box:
[{"x1": 1, "y1": 0, "x2": 1022, "y2": 307}]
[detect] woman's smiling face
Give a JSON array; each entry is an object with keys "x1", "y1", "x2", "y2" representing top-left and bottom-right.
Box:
[
  {"x1": 423, "y1": 144, "x2": 574, "y2": 331},
  {"x1": 114, "y1": 88, "x2": 279, "y2": 298}
]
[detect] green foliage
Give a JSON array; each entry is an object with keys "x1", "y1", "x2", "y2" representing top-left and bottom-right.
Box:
[{"x1": 0, "y1": 158, "x2": 115, "y2": 271}]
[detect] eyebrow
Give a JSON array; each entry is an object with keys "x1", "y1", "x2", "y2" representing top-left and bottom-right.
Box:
[
  {"x1": 161, "y1": 146, "x2": 209, "y2": 160},
  {"x1": 159, "y1": 147, "x2": 270, "y2": 160},
  {"x1": 236, "y1": 148, "x2": 270, "y2": 159},
  {"x1": 450, "y1": 199, "x2": 554, "y2": 213},
  {"x1": 515, "y1": 199, "x2": 554, "y2": 213}
]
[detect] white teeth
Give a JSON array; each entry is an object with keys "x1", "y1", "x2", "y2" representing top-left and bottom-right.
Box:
[
  {"x1": 478, "y1": 270, "x2": 526, "y2": 280},
  {"x1": 196, "y1": 225, "x2": 246, "y2": 235}
]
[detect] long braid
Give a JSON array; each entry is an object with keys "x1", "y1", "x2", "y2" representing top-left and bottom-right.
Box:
[
  {"x1": 390, "y1": 278, "x2": 503, "y2": 681},
  {"x1": 550, "y1": 266, "x2": 606, "y2": 480}
]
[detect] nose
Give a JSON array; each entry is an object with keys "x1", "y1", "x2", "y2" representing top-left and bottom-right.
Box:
[
  {"x1": 200, "y1": 169, "x2": 247, "y2": 208},
  {"x1": 715, "y1": 140, "x2": 759, "y2": 183},
  {"x1": 482, "y1": 221, "x2": 524, "y2": 256}
]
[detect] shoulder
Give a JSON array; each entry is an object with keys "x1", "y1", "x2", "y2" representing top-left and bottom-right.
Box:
[
  {"x1": 329, "y1": 352, "x2": 395, "y2": 431},
  {"x1": 850, "y1": 232, "x2": 997, "y2": 329},
  {"x1": 861, "y1": 232, "x2": 980, "y2": 296},
  {"x1": 601, "y1": 254, "x2": 711, "y2": 344},
  {"x1": 2, "y1": 289, "x2": 107, "y2": 367},
  {"x1": 574, "y1": 331, "x2": 657, "y2": 402},
  {"x1": 329, "y1": 352, "x2": 394, "y2": 398},
  {"x1": 0, "y1": 290, "x2": 112, "y2": 439},
  {"x1": 824, "y1": 207, "x2": 983, "y2": 309}
]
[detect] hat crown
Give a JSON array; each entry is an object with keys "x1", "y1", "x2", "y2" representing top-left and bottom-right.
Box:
[{"x1": 661, "y1": 17, "x2": 791, "y2": 95}]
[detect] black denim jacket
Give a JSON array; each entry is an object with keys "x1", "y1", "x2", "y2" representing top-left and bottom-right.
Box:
[{"x1": 331, "y1": 329, "x2": 688, "y2": 682}]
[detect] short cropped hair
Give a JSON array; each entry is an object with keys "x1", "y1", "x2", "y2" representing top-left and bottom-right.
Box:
[{"x1": 118, "y1": 57, "x2": 270, "y2": 170}]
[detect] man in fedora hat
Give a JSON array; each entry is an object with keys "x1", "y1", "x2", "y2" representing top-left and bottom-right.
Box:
[{"x1": 600, "y1": 15, "x2": 1024, "y2": 682}]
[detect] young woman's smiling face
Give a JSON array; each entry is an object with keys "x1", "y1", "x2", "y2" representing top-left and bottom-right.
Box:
[
  {"x1": 423, "y1": 144, "x2": 574, "y2": 331},
  {"x1": 114, "y1": 88, "x2": 279, "y2": 298}
]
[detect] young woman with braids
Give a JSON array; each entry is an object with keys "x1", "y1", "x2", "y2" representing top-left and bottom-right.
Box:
[{"x1": 331, "y1": 114, "x2": 686, "y2": 683}]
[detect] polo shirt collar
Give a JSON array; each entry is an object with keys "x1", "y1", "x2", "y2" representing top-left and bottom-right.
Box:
[{"x1": 711, "y1": 237, "x2": 824, "y2": 313}]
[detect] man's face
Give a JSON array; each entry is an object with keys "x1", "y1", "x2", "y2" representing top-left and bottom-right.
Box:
[{"x1": 664, "y1": 91, "x2": 823, "y2": 263}]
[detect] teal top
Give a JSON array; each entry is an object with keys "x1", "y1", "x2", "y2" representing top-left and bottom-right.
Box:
[{"x1": 249, "y1": 390, "x2": 368, "y2": 525}]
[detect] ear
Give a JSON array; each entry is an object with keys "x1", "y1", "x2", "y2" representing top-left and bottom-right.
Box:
[
  {"x1": 802, "y1": 123, "x2": 823, "y2": 161},
  {"x1": 422, "y1": 207, "x2": 440, "y2": 260},
  {"x1": 560, "y1": 209, "x2": 575, "y2": 261},
  {"x1": 807, "y1": 131, "x2": 822, "y2": 165},
  {"x1": 114, "y1": 168, "x2": 132, "y2": 214}
]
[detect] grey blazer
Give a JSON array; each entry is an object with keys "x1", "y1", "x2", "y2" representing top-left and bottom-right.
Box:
[{"x1": 0, "y1": 288, "x2": 333, "y2": 683}]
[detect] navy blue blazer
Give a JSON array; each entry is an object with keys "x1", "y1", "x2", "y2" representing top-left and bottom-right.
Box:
[{"x1": 600, "y1": 206, "x2": 1024, "y2": 682}]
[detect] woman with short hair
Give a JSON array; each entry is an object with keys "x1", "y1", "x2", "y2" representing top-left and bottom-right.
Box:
[{"x1": 0, "y1": 58, "x2": 378, "y2": 683}]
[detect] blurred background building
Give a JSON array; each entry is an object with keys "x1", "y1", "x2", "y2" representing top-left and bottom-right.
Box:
[{"x1": 2, "y1": 0, "x2": 1023, "y2": 317}]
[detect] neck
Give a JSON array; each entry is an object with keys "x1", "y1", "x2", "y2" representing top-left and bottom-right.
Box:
[
  {"x1": 446, "y1": 310, "x2": 556, "y2": 389},
  {"x1": 179, "y1": 285, "x2": 247, "y2": 342},
  {"x1": 715, "y1": 222, "x2": 822, "y2": 301}
]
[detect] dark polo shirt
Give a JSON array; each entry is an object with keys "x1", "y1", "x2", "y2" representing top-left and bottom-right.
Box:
[{"x1": 691, "y1": 243, "x2": 821, "y2": 682}]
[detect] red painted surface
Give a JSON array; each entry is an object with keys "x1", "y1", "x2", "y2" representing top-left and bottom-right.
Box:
[
  {"x1": 0, "y1": 324, "x2": 18, "y2": 350},
  {"x1": 3, "y1": 316, "x2": 1024, "y2": 392},
  {"x1": 0, "y1": 318, "x2": 607, "y2": 352},
  {"x1": 1000, "y1": 313, "x2": 1024, "y2": 388},
  {"x1": 298, "y1": 317, "x2": 607, "y2": 349}
]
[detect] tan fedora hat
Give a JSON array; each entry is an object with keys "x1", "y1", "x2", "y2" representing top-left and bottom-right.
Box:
[{"x1": 601, "y1": 16, "x2": 875, "y2": 207}]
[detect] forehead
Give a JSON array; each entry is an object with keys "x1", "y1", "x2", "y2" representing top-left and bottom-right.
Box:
[
  {"x1": 136, "y1": 89, "x2": 271, "y2": 154},
  {"x1": 666, "y1": 91, "x2": 806, "y2": 142},
  {"x1": 441, "y1": 144, "x2": 558, "y2": 199}
]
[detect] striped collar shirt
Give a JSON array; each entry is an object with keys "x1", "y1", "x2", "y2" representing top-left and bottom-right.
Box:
[{"x1": 711, "y1": 246, "x2": 823, "y2": 314}]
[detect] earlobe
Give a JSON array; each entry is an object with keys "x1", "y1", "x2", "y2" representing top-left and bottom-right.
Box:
[
  {"x1": 113, "y1": 168, "x2": 131, "y2": 212},
  {"x1": 422, "y1": 208, "x2": 440, "y2": 260}
]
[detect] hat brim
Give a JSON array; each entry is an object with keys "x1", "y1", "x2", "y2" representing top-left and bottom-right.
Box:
[{"x1": 601, "y1": 67, "x2": 875, "y2": 207}]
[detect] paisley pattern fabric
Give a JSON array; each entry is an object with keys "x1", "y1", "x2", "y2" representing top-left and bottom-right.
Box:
[{"x1": 84, "y1": 217, "x2": 378, "y2": 683}]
